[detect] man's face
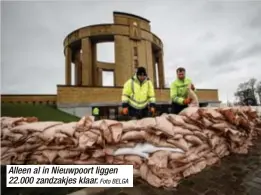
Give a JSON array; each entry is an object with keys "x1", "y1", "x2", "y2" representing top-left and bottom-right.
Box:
[
  {"x1": 177, "y1": 70, "x2": 185, "y2": 79},
  {"x1": 138, "y1": 75, "x2": 146, "y2": 81}
]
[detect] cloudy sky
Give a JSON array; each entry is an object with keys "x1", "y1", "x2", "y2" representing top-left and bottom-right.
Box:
[{"x1": 1, "y1": 0, "x2": 261, "y2": 102}]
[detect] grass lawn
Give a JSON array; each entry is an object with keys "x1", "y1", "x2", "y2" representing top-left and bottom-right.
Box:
[{"x1": 1, "y1": 103, "x2": 80, "y2": 122}]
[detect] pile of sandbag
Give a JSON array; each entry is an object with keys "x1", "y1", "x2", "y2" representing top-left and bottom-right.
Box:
[{"x1": 1, "y1": 106, "x2": 261, "y2": 188}]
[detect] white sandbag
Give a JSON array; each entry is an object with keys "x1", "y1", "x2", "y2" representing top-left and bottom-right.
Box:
[
  {"x1": 135, "y1": 142, "x2": 185, "y2": 154},
  {"x1": 113, "y1": 142, "x2": 184, "y2": 159},
  {"x1": 113, "y1": 148, "x2": 149, "y2": 158}
]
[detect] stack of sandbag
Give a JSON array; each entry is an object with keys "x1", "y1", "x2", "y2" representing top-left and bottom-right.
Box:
[
  {"x1": 1, "y1": 106, "x2": 261, "y2": 188},
  {"x1": 82, "y1": 106, "x2": 261, "y2": 187},
  {"x1": 1, "y1": 116, "x2": 105, "y2": 165}
]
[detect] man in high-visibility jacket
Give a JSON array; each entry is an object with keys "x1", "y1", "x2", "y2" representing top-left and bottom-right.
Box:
[
  {"x1": 92, "y1": 107, "x2": 100, "y2": 120},
  {"x1": 170, "y1": 67, "x2": 195, "y2": 114},
  {"x1": 121, "y1": 67, "x2": 156, "y2": 119}
]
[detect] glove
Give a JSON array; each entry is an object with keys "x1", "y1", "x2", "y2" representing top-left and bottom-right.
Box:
[
  {"x1": 183, "y1": 98, "x2": 192, "y2": 105},
  {"x1": 191, "y1": 84, "x2": 195, "y2": 90},
  {"x1": 122, "y1": 107, "x2": 128, "y2": 115},
  {"x1": 150, "y1": 107, "x2": 156, "y2": 114},
  {"x1": 149, "y1": 103, "x2": 156, "y2": 113}
]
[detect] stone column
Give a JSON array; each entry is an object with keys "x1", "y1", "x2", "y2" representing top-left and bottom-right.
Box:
[
  {"x1": 144, "y1": 41, "x2": 154, "y2": 86},
  {"x1": 96, "y1": 68, "x2": 103, "y2": 86},
  {"x1": 74, "y1": 62, "x2": 82, "y2": 86},
  {"x1": 114, "y1": 35, "x2": 132, "y2": 87},
  {"x1": 137, "y1": 40, "x2": 146, "y2": 68},
  {"x1": 92, "y1": 43, "x2": 102, "y2": 86},
  {"x1": 78, "y1": 62, "x2": 82, "y2": 85},
  {"x1": 81, "y1": 38, "x2": 93, "y2": 86},
  {"x1": 74, "y1": 63, "x2": 78, "y2": 86},
  {"x1": 158, "y1": 51, "x2": 165, "y2": 88},
  {"x1": 73, "y1": 50, "x2": 82, "y2": 86},
  {"x1": 65, "y1": 47, "x2": 72, "y2": 85},
  {"x1": 152, "y1": 53, "x2": 157, "y2": 87}
]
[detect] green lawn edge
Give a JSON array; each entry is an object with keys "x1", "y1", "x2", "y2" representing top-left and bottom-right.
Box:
[{"x1": 1, "y1": 103, "x2": 80, "y2": 122}]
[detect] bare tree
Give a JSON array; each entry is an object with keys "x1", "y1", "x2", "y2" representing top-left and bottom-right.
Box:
[
  {"x1": 234, "y1": 78, "x2": 259, "y2": 105},
  {"x1": 249, "y1": 78, "x2": 257, "y2": 91}
]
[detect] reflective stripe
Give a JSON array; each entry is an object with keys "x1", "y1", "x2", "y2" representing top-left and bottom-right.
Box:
[
  {"x1": 128, "y1": 100, "x2": 148, "y2": 109},
  {"x1": 129, "y1": 97, "x2": 148, "y2": 104},
  {"x1": 149, "y1": 97, "x2": 156, "y2": 103},
  {"x1": 122, "y1": 94, "x2": 148, "y2": 104},
  {"x1": 123, "y1": 97, "x2": 149, "y2": 109},
  {"x1": 174, "y1": 97, "x2": 179, "y2": 102}
]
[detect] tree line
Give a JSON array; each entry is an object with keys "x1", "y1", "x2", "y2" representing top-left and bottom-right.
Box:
[{"x1": 234, "y1": 78, "x2": 261, "y2": 106}]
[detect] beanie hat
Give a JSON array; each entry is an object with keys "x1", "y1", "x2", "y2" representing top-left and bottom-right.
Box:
[
  {"x1": 176, "y1": 67, "x2": 186, "y2": 73},
  {"x1": 136, "y1": 67, "x2": 147, "y2": 76}
]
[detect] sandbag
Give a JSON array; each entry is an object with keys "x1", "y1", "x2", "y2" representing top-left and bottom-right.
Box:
[
  {"x1": 1, "y1": 106, "x2": 261, "y2": 189},
  {"x1": 113, "y1": 142, "x2": 184, "y2": 159},
  {"x1": 187, "y1": 84, "x2": 199, "y2": 107}
]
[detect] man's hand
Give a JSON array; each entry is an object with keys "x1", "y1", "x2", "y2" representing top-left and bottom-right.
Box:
[
  {"x1": 122, "y1": 107, "x2": 128, "y2": 115},
  {"x1": 150, "y1": 107, "x2": 156, "y2": 114},
  {"x1": 191, "y1": 84, "x2": 195, "y2": 91},
  {"x1": 183, "y1": 98, "x2": 192, "y2": 105}
]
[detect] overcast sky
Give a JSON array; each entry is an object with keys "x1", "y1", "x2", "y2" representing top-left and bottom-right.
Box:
[{"x1": 1, "y1": 0, "x2": 261, "y2": 102}]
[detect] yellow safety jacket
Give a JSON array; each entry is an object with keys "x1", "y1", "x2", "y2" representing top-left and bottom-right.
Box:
[
  {"x1": 170, "y1": 77, "x2": 195, "y2": 105},
  {"x1": 122, "y1": 75, "x2": 156, "y2": 109},
  {"x1": 92, "y1": 107, "x2": 99, "y2": 116}
]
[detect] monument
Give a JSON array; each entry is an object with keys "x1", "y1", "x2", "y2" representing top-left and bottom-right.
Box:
[
  {"x1": 63, "y1": 11, "x2": 165, "y2": 88},
  {"x1": 1, "y1": 12, "x2": 220, "y2": 118},
  {"x1": 56, "y1": 11, "x2": 220, "y2": 117}
]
